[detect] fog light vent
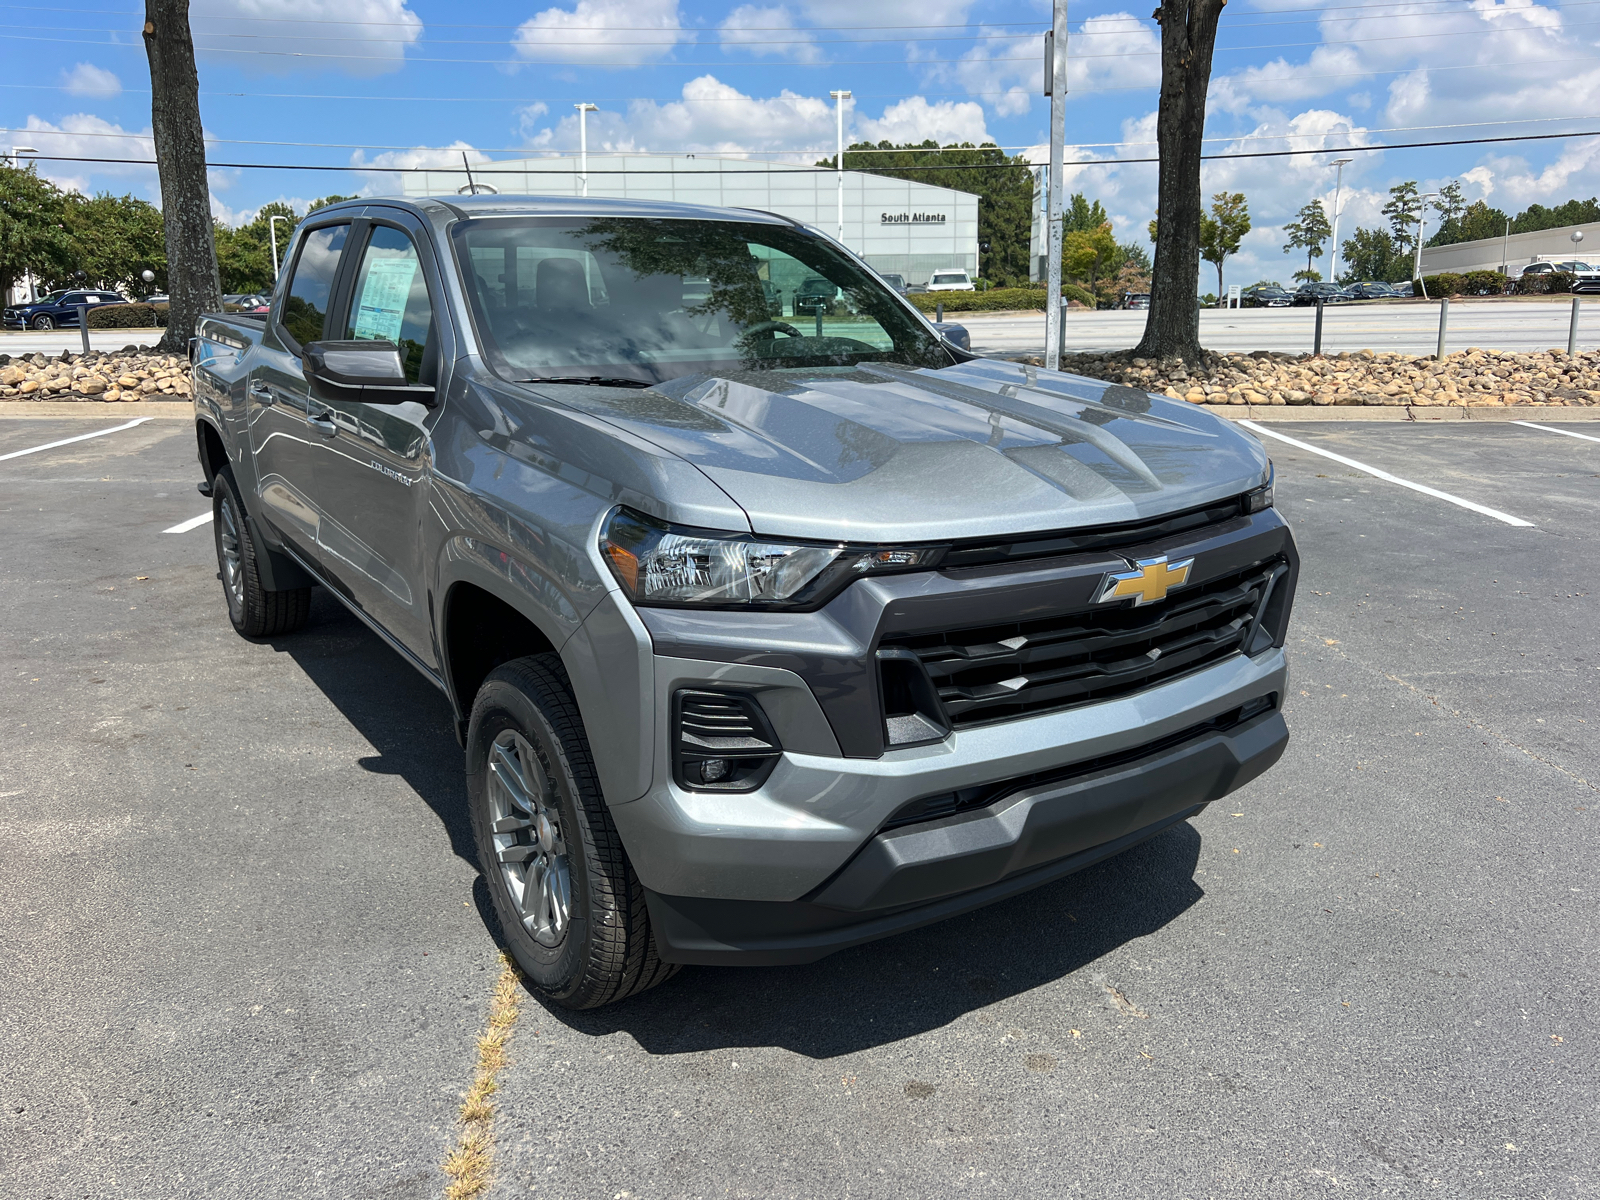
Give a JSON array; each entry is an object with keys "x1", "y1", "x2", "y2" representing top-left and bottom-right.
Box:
[{"x1": 673, "y1": 689, "x2": 781, "y2": 792}]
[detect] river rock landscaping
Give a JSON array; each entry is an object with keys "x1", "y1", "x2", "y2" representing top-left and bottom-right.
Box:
[
  {"x1": 1019, "y1": 347, "x2": 1600, "y2": 406},
  {"x1": 0, "y1": 348, "x2": 192, "y2": 402}
]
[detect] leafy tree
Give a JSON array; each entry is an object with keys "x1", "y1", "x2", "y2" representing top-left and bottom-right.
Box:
[
  {"x1": 55, "y1": 191, "x2": 167, "y2": 293},
  {"x1": 1282, "y1": 199, "x2": 1332, "y2": 284},
  {"x1": 1199, "y1": 192, "x2": 1250, "y2": 304},
  {"x1": 1339, "y1": 227, "x2": 1409, "y2": 283},
  {"x1": 0, "y1": 164, "x2": 72, "y2": 302},
  {"x1": 1120, "y1": 241, "x2": 1152, "y2": 273},
  {"x1": 820, "y1": 141, "x2": 1034, "y2": 287},
  {"x1": 1432, "y1": 181, "x2": 1466, "y2": 229},
  {"x1": 1062, "y1": 193, "x2": 1109, "y2": 235},
  {"x1": 1062, "y1": 221, "x2": 1120, "y2": 303},
  {"x1": 1511, "y1": 197, "x2": 1600, "y2": 233},
  {"x1": 1428, "y1": 197, "x2": 1510, "y2": 248},
  {"x1": 1381, "y1": 180, "x2": 1422, "y2": 257}
]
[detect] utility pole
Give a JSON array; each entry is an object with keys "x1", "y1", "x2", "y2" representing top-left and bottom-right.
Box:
[
  {"x1": 1043, "y1": 0, "x2": 1066, "y2": 371},
  {"x1": 1502, "y1": 217, "x2": 1511, "y2": 275},
  {"x1": 575, "y1": 103, "x2": 597, "y2": 197},
  {"x1": 830, "y1": 90, "x2": 851, "y2": 245},
  {"x1": 1327, "y1": 157, "x2": 1352, "y2": 283},
  {"x1": 9, "y1": 146, "x2": 38, "y2": 303}
]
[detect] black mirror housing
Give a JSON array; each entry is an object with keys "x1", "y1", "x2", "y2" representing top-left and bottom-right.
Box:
[{"x1": 302, "y1": 340, "x2": 435, "y2": 406}]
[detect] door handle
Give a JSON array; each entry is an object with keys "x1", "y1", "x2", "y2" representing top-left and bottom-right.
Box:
[
  {"x1": 248, "y1": 380, "x2": 273, "y2": 404},
  {"x1": 307, "y1": 409, "x2": 338, "y2": 438}
]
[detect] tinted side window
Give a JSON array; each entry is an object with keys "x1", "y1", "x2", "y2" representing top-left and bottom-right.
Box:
[
  {"x1": 281, "y1": 224, "x2": 349, "y2": 349},
  {"x1": 343, "y1": 225, "x2": 434, "y2": 383}
]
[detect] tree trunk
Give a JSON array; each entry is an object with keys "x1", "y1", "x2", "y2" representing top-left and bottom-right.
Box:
[
  {"x1": 1133, "y1": 0, "x2": 1227, "y2": 363},
  {"x1": 143, "y1": 0, "x2": 220, "y2": 354},
  {"x1": 1215, "y1": 260, "x2": 1224, "y2": 305}
]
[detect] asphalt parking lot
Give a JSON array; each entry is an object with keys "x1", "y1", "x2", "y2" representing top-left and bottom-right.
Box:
[{"x1": 2, "y1": 413, "x2": 1596, "y2": 1199}]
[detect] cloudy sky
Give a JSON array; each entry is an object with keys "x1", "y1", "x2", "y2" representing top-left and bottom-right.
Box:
[{"x1": 6, "y1": 0, "x2": 1600, "y2": 286}]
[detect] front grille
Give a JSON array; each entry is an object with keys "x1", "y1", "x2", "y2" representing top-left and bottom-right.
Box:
[{"x1": 882, "y1": 559, "x2": 1285, "y2": 730}]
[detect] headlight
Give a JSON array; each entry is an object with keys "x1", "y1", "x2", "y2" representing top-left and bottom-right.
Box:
[
  {"x1": 1243, "y1": 462, "x2": 1274, "y2": 514},
  {"x1": 600, "y1": 507, "x2": 940, "y2": 609}
]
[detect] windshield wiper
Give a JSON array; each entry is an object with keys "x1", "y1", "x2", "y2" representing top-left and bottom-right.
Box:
[{"x1": 516, "y1": 375, "x2": 654, "y2": 389}]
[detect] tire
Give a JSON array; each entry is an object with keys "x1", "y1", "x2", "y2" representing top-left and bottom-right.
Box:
[
  {"x1": 211, "y1": 467, "x2": 312, "y2": 637},
  {"x1": 32, "y1": 315, "x2": 54, "y2": 331},
  {"x1": 466, "y1": 655, "x2": 677, "y2": 1010}
]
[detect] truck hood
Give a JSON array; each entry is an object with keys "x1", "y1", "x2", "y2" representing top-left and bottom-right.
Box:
[{"x1": 533, "y1": 358, "x2": 1269, "y2": 543}]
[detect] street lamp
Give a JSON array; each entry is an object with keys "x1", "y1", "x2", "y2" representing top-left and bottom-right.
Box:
[
  {"x1": 1412, "y1": 191, "x2": 1439, "y2": 286},
  {"x1": 574, "y1": 103, "x2": 598, "y2": 197},
  {"x1": 269, "y1": 214, "x2": 290, "y2": 280},
  {"x1": 1327, "y1": 158, "x2": 1353, "y2": 283},
  {"x1": 9, "y1": 148, "x2": 40, "y2": 302},
  {"x1": 830, "y1": 90, "x2": 851, "y2": 245},
  {"x1": 141, "y1": 268, "x2": 155, "y2": 300},
  {"x1": 8, "y1": 145, "x2": 38, "y2": 167}
]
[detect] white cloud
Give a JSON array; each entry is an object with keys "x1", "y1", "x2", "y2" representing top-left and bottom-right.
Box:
[
  {"x1": 719, "y1": 5, "x2": 821, "y2": 63},
  {"x1": 796, "y1": 0, "x2": 974, "y2": 25},
  {"x1": 15, "y1": 114, "x2": 158, "y2": 195},
  {"x1": 513, "y1": 77, "x2": 991, "y2": 158},
  {"x1": 61, "y1": 63, "x2": 122, "y2": 99},
  {"x1": 190, "y1": 0, "x2": 423, "y2": 77},
  {"x1": 512, "y1": 0, "x2": 685, "y2": 68},
  {"x1": 348, "y1": 141, "x2": 490, "y2": 196},
  {"x1": 856, "y1": 96, "x2": 990, "y2": 146}
]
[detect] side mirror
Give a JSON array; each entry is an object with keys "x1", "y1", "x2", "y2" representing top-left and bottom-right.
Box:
[{"x1": 302, "y1": 340, "x2": 435, "y2": 406}]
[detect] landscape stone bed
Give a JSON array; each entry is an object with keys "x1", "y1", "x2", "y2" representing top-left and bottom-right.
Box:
[
  {"x1": 5, "y1": 344, "x2": 1599, "y2": 408},
  {"x1": 1014, "y1": 347, "x2": 1600, "y2": 406},
  {"x1": 0, "y1": 348, "x2": 192, "y2": 402}
]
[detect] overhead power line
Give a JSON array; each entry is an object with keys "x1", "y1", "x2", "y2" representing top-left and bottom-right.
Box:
[{"x1": 20, "y1": 129, "x2": 1600, "y2": 177}]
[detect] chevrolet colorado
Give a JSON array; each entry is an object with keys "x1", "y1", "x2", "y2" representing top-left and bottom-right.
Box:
[{"x1": 191, "y1": 196, "x2": 1296, "y2": 1009}]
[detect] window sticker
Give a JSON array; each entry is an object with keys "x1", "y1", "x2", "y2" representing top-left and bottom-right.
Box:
[{"x1": 351, "y1": 256, "x2": 419, "y2": 343}]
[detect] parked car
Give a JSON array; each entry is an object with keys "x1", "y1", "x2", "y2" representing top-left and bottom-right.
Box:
[
  {"x1": 191, "y1": 195, "x2": 1295, "y2": 1009},
  {"x1": 793, "y1": 276, "x2": 839, "y2": 315},
  {"x1": 1240, "y1": 285, "x2": 1293, "y2": 308},
  {"x1": 926, "y1": 268, "x2": 975, "y2": 292},
  {"x1": 878, "y1": 272, "x2": 909, "y2": 296},
  {"x1": 1519, "y1": 260, "x2": 1600, "y2": 292},
  {"x1": 1119, "y1": 292, "x2": 1151, "y2": 310},
  {"x1": 1291, "y1": 282, "x2": 1347, "y2": 306},
  {"x1": 3, "y1": 288, "x2": 127, "y2": 331},
  {"x1": 1344, "y1": 281, "x2": 1397, "y2": 300}
]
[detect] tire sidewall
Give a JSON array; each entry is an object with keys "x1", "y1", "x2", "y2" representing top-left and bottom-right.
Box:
[
  {"x1": 466, "y1": 675, "x2": 595, "y2": 1001},
  {"x1": 212, "y1": 473, "x2": 249, "y2": 632}
]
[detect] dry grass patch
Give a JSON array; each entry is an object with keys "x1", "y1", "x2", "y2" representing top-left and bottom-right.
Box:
[{"x1": 441, "y1": 952, "x2": 525, "y2": 1199}]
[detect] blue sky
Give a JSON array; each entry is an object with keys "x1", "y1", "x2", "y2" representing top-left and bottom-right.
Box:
[{"x1": 6, "y1": 0, "x2": 1600, "y2": 285}]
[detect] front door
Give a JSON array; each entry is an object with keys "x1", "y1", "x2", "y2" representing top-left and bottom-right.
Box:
[
  {"x1": 306, "y1": 216, "x2": 445, "y2": 665},
  {"x1": 247, "y1": 221, "x2": 351, "y2": 565}
]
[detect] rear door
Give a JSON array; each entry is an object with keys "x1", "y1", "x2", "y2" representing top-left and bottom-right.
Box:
[
  {"x1": 248, "y1": 220, "x2": 353, "y2": 564},
  {"x1": 304, "y1": 211, "x2": 448, "y2": 664}
]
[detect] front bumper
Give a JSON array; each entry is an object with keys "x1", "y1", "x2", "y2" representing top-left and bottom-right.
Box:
[{"x1": 643, "y1": 704, "x2": 1287, "y2": 965}]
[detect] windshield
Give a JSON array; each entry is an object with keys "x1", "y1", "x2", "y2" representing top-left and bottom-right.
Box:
[
  {"x1": 931, "y1": 272, "x2": 967, "y2": 284},
  {"x1": 452, "y1": 216, "x2": 952, "y2": 385},
  {"x1": 36, "y1": 290, "x2": 69, "y2": 304}
]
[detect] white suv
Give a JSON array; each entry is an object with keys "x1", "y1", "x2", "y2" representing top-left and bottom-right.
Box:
[{"x1": 926, "y1": 269, "x2": 975, "y2": 292}]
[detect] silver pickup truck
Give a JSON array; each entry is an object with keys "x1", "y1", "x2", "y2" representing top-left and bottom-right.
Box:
[{"x1": 191, "y1": 196, "x2": 1297, "y2": 1008}]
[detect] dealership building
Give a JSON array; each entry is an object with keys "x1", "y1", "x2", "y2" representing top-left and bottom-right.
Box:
[
  {"x1": 400, "y1": 155, "x2": 979, "y2": 286},
  {"x1": 1417, "y1": 220, "x2": 1600, "y2": 275}
]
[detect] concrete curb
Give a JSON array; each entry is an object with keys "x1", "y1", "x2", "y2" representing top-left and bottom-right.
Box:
[
  {"x1": 0, "y1": 401, "x2": 191, "y2": 418},
  {"x1": 1209, "y1": 404, "x2": 1600, "y2": 422}
]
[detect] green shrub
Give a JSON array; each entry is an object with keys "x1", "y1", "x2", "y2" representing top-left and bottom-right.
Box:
[
  {"x1": 87, "y1": 303, "x2": 168, "y2": 329},
  {"x1": 1461, "y1": 270, "x2": 1507, "y2": 296},
  {"x1": 1416, "y1": 273, "x2": 1465, "y2": 297},
  {"x1": 909, "y1": 285, "x2": 1097, "y2": 313},
  {"x1": 1516, "y1": 270, "x2": 1573, "y2": 295}
]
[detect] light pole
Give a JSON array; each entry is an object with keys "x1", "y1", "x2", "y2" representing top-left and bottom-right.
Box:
[
  {"x1": 1043, "y1": 0, "x2": 1067, "y2": 371},
  {"x1": 830, "y1": 90, "x2": 851, "y2": 246},
  {"x1": 574, "y1": 103, "x2": 598, "y2": 197},
  {"x1": 269, "y1": 214, "x2": 289, "y2": 281},
  {"x1": 1412, "y1": 191, "x2": 1439, "y2": 285},
  {"x1": 9, "y1": 147, "x2": 39, "y2": 302},
  {"x1": 1327, "y1": 158, "x2": 1352, "y2": 283}
]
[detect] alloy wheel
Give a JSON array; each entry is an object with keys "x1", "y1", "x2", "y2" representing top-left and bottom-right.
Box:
[
  {"x1": 33, "y1": 316, "x2": 53, "y2": 331},
  {"x1": 487, "y1": 728, "x2": 571, "y2": 948},
  {"x1": 217, "y1": 493, "x2": 246, "y2": 614}
]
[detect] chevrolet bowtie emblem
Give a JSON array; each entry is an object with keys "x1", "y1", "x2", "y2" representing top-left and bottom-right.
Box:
[{"x1": 1095, "y1": 555, "x2": 1194, "y2": 607}]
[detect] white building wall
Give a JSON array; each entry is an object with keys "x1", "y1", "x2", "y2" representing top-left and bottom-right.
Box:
[
  {"x1": 1418, "y1": 221, "x2": 1600, "y2": 275},
  {"x1": 400, "y1": 156, "x2": 978, "y2": 285}
]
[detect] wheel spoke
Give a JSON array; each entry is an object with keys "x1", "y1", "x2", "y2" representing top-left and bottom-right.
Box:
[
  {"x1": 497, "y1": 844, "x2": 539, "y2": 864},
  {"x1": 489, "y1": 740, "x2": 536, "y2": 814},
  {"x1": 491, "y1": 815, "x2": 532, "y2": 834}
]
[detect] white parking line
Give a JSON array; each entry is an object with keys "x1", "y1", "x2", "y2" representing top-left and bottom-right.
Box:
[
  {"x1": 0, "y1": 416, "x2": 152, "y2": 462},
  {"x1": 1512, "y1": 420, "x2": 1600, "y2": 444},
  {"x1": 1238, "y1": 419, "x2": 1535, "y2": 528},
  {"x1": 163, "y1": 511, "x2": 214, "y2": 534}
]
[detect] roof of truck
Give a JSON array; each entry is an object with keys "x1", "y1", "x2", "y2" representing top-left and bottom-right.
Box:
[{"x1": 323, "y1": 194, "x2": 800, "y2": 227}]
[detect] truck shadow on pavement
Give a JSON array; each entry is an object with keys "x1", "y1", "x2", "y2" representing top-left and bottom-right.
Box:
[{"x1": 277, "y1": 594, "x2": 1206, "y2": 1059}]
